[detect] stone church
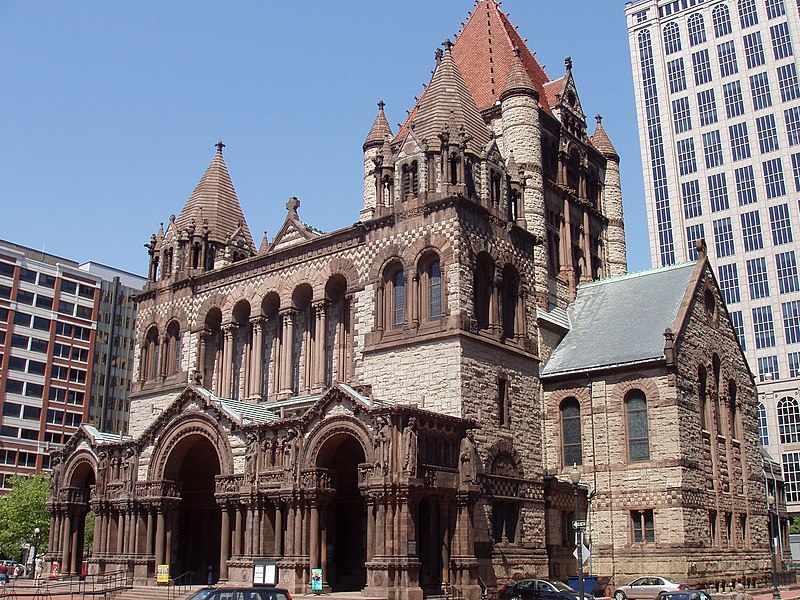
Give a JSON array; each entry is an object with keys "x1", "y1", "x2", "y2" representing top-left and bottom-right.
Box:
[{"x1": 47, "y1": 2, "x2": 771, "y2": 597}]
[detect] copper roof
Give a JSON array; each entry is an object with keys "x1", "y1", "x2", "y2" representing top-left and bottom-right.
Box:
[{"x1": 175, "y1": 143, "x2": 255, "y2": 251}]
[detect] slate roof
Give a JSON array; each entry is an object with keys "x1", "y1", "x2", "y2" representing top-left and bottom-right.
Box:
[
  {"x1": 364, "y1": 101, "x2": 393, "y2": 150},
  {"x1": 591, "y1": 116, "x2": 619, "y2": 158},
  {"x1": 82, "y1": 424, "x2": 133, "y2": 444},
  {"x1": 175, "y1": 144, "x2": 255, "y2": 251},
  {"x1": 541, "y1": 262, "x2": 698, "y2": 378}
]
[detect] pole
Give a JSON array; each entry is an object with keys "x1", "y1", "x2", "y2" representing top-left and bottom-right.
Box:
[
  {"x1": 770, "y1": 504, "x2": 782, "y2": 600},
  {"x1": 574, "y1": 483, "x2": 584, "y2": 600}
]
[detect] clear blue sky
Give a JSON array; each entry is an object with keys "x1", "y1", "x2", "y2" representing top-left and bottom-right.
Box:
[{"x1": 0, "y1": 1, "x2": 649, "y2": 276}]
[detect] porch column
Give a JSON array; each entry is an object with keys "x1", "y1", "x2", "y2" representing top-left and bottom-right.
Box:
[
  {"x1": 245, "y1": 503, "x2": 254, "y2": 556},
  {"x1": 250, "y1": 317, "x2": 265, "y2": 399},
  {"x1": 286, "y1": 502, "x2": 296, "y2": 555},
  {"x1": 49, "y1": 513, "x2": 58, "y2": 555},
  {"x1": 234, "y1": 505, "x2": 243, "y2": 557},
  {"x1": 146, "y1": 510, "x2": 154, "y2": 555},
  {"x1": 71, "y1": 518, "x2": 81, "y2": 574},
  {"x1": 295, "y1": 501, "x2": 304, "y2": 556},
  {"x1": 155, "y1": 510, "x2": 166, "y2": 565},
  {"x1": 61, "y1": 511, "x2": 72, "y2": 573},
  {"x1": 310, "y1": 503, "x2": 320, "y2": 570},
  {"x1": 275, "y1": 502, "x2": 284, "y2": 555},
  {"x1": 366, "y1": 499, "x2": 375, "y2": 561},
  {"x1": 92, "y1": 513, "x2": 101, "y2": 555},
  {"x1": 375, "y1": 500, "x2": 386, "y2": 556},
  {"x1": 116, "y1": 511, "x2": 125, "y2": 555},
  {"x1": 220, "y1": 506, "x2": 230, "y2": 580},
  {"x1": 440, "y1": 501, "x2": 451, "y2": 585}
]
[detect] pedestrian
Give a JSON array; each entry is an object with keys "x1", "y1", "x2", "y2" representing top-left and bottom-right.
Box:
[
  {"x1": 734, "y1": 583, "x2": 753, "y2": 600},
  {"x1": 13, "y1": 564, "x2": 23, "y2": 579},
  {"x1": 0, "y1": 563, "x2": 9, "y2": 585},
  {"x1": 34, "y1": 557, "x2": 43, "y2": 580}
]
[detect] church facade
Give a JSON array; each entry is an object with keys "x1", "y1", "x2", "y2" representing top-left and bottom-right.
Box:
[{"x1": 47, "y1": 2, "x2": 771, "y2": 597}]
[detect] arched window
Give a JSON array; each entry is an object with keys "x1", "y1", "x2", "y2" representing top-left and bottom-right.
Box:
[
  {"x1": 501, "y1": 265, "x2": 520, "y2": 340},
  {"x1": 561, "y1": 397, "x2": 582, "y2": 467},
  {"x1": 428, "y1": 258, "x2": 442, "y2": 321},
  {"x1": 626, "y1": 390, "x2": 650, "y2": 462},
  {"x1": 759, "y1": 402, "x2": 770, "y2": 445},
  {"x1": 165, "y1": 321, "x2": 181, "y2": 375},
  {"x1": 566, "y1": 149, "x2": 580, "y2": 190},
  {"x1": 728, "y1": 380, "x2": 738, "y2": 438},
  {"x1": 474, "y1": 253, "x2": 494, "y2": 331},
  {"x1": 392, "y1": 268, "x2": 405, "y2": 328},
  {"x1": 712, "y1": 4, "x2": 732, "y2": 37},
  {"x1": 777, "y1": 396, "x2": 800, "y2": 443},
  {"x1": 699, "y1": 365, "x2": 708, "y2": 430},
  {"x1": 142, "y1": 326, "x2": 160, "y2": 381},
  {"x1": 663, "y1": 22, "x2": 682, "y2": 55},
  {"x1": 738, "y1": 0, "x2": 759, "y2": 29},
  {"x1": 687, "y1": 13, "x2": 707, "y2": 46}
]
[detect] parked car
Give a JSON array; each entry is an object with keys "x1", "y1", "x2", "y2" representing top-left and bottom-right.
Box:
[
  {"x1": 499, "y1": 578, "x2": 595, "y2": 600},
  {"x1": 656, "y1": 591, "x2": 713, "y2": 600},
  {"x1": 613, "y1": 577, "x2": 687, "y2": 600},
  {"x1": 186, "y1": 587, "x2": 292, "y2": 600}
]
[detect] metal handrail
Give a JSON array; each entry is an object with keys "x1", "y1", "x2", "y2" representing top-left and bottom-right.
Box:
[{"x1": 168, "y1": 571, "x2": 196, "y2": 600}]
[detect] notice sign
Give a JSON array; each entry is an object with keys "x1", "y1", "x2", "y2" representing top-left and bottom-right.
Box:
[
  {"x1": 311, "y1": 568, "x2": 323, "y2": 592},
  {"x1": 157, "y1": 564, "x2": 170, "y2": 584},
  {"x1": 253, "y1": 559, "x2": 278, "y2": 586}
]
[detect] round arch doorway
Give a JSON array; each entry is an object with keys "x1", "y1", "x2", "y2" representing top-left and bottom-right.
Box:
[
  {"x1": 317, "y1": 433, "x2": 366, "y2": 592},
  {"x1": 163, "y1": 434, "x2": 221, "y2": 584}
]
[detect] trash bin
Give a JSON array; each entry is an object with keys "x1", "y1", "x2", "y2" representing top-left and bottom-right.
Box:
[{"x1": 567, "y1": 577, "x2": 598, "y2": 596}]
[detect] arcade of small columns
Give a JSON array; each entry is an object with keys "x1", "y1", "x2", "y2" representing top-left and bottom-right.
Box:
[{"x1": 195, "y1": 291, "x2": 353, "y2": 401}]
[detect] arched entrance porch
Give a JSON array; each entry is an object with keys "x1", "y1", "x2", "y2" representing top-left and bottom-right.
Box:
[
  {"x1": 49, "y1": 454, "x2": 95, "y2": 576},
  {"x1": 315, "y1": 432, "x2": 367, "y2": 592},
  {"x1": 163, "y1": 434, "x2": 222, "y2": 584}
]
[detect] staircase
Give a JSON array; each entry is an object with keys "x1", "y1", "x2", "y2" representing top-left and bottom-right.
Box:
[{"x1": 112, "y1": 585, "x2": 207, "y2": 600}]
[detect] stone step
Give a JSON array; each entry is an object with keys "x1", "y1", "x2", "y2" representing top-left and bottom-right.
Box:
[{"x1": 113, "y1": 585, "x2": 205, "y2": 600}]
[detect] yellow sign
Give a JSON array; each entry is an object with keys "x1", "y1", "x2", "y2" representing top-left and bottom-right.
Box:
[{"x1": 157, "y1": 564, "x2": 170, "y2": 584}]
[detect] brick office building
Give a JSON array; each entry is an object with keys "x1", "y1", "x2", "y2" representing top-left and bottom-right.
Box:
[
  {"x1": 50, "y1": 1, "x2": 769, "y2": 595},
  {"x1": 0, "y1": 241, "x2": 143, "y2": 490}
]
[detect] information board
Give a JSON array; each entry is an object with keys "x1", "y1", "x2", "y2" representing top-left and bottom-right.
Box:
[
  {"x1": 156, "y1": 564, "x2": 170, "y2": 584},
  {"x1": 311, "y1": 568, "x2": 323, "y2": 592}
]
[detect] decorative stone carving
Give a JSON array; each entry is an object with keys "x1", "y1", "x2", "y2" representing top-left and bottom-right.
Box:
[
  {"x1": 373, "y1": 416, "x2": 391, "y2": 475},
  {"x1": 283, "y1": 429, "x2": 300, "y2": 483},
  {"x1": 402, "y1": 417, "x2": 418, "y2": 477},
  {"x1": 459, "y1": 430, "x2": 479, "y2": 485}
]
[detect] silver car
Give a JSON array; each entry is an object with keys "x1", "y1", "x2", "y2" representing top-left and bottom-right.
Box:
[{"x1": 614, "y1": 577, "x2": 687, "y2": 600}]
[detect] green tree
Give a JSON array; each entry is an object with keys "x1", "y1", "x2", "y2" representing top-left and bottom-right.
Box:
[
  {"x1": 0, "y1": 473, "x2": 50, "y2": 560},
  {"x1": 790, "y1": 516, "x2": 800, "y2": 534}
]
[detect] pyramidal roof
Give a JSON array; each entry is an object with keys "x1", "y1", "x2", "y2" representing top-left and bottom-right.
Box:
[
  {"x1": 451, "y1": 0, "x2": 552, "y2": 114},
  {"x1": 175, "y1": 142, "x2": 255, "y2": 251},
  {"x1": 407, "y1": 42, "x2": 491, "y2": 154}
]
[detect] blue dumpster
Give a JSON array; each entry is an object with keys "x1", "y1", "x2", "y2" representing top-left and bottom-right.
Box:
[{"x1": 567, "y1": 577, "x2": 598, "y2": 596}]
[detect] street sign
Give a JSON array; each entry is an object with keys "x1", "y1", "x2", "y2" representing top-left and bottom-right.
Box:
[
  {"x1": 572, "y1": 520, "x2": 586, "y2": 529},
  {"x1": 573, "y1": 544, "x2": 591, "y2": 564}
]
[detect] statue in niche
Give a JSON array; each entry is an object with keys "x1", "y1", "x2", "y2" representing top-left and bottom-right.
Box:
[
  {"x1": 283, "y1": 429, "x2": 300, "y2": 482},
  {"x1": 245, "y1": 436, "x2": 259, "y2": 484},
  {"x1": 459, "y1": 430, "x2": 479, "y2": 485},
  {"x1": 261, "y1": 437, "x2": 274, "y2": 468},
  {"x1": 50, "y1": 456, "x2": 63, "y2": 498},
  {"x1": 96, "y1": 451, "x2": 109, "y2": 494},
  {"x1": 402, "y1": 417, "x2": 418, "y2": 477},
  {"x1": 123, "y1": 448, "x2": 137, "y2": 494},
  {"x1": 373, "y1": 417, "x2": 391, "y2": 475}
]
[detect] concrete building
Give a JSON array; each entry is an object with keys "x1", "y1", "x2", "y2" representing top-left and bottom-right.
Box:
[
  {"x1": 50, "y1": 1, "x2": 768, "y2": 595},
  {"x1": 0, "y1": 240, "x2": 144, "y2": 489},
  {"x1": 625, "y1": 0, "x2": 800, "y2": 515}
]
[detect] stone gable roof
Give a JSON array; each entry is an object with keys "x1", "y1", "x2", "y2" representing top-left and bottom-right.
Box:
[
  {"x1": 175, "y1": 144, "x2": 255, "y2": 252},
  {"x1": 364, "y1": 100, "x2": 394, "y2": 150},
  {"x1": 591, "y1": 116, "x2": 619, "y2": 159},
  {"x1": 541, "y1": 262, "x2": 698, "y2": 378}
]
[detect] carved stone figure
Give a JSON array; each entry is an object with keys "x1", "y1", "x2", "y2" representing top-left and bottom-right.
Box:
[
  {"x1": 373, "y1": 416, "x2": 391, "y2": 475},
  {"x1": 123, "y1": 449, "x2": 137, "y2": 494},
  {"x1": 283, "y1": 429, "x2": 300, "y2": 482},
  {"x1": 402, "y1": 417, "x2": 418, "y2": 477},
  {"x1": 50, "y1": 456, "x2": 63, "y2": 498},
  {"x1": 261, "y1": 438, "x2": 274, "y2": 468},
  {"x1": 459, "y1": 430, "x2": 479, "y2": 485},
  {"x1": 245, "y1": 437, "x2": 259, "y2": 483},
  {"x1": 96, "y1": 451, "x2": 109, "y2": 493}
]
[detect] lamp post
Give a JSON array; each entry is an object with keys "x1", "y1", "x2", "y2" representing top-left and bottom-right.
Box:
[
  {"x1": 570, "y1": 465, "x2": 584, "y2": 600},
  {"x1": 767, "y1": 495, "x2": 781, "y2": 600},
  {"x1": 29, "y1": 526, "x2": 40, "y2": 579}
]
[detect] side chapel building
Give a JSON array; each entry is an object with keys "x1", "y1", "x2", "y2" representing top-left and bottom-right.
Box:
[{"x1": 48, "y1": 1, "x2": 772, "y2": 596}]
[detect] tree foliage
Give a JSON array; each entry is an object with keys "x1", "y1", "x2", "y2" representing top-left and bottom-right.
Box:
[
  {"x1": 791, "y1": 516, "x2": 800, "y2": 534},
  {"x1": 0, "y1": 473, "x2": 50, "y2": 560}
]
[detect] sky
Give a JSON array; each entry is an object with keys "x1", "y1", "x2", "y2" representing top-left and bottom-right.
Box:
[{"x1": 0, "y1": 1, "x2": 650, "y2": 277}]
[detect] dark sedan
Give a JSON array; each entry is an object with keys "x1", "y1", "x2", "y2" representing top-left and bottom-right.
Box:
[
  {"x1": 499, "y1": 579, "x2": 594, "y2": 600},
  {"x1": 186, "y1": 587, "x2": 292, "y2": 600}
]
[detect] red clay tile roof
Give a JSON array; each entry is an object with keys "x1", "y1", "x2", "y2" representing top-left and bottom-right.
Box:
[
  {"x1": 175, "y1": 144, "x2": 255, "y2": 251},
  {"x1": 451, "y1": 0, "x2": 552, "y2": 114},
  {"x1": 542, "y1": 77, "x2": 565, "y2": 111},
  {"x1": 501, "y1": 48, "x2": 537, "y2": 100}
]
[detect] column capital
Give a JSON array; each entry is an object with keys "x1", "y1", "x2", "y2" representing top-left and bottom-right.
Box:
[
  {"x1": 222, "y1": 323, "x2": 238, "y2": 336},
  {"x1": 279, "y1": 308, "x2": 298, "y2": 320}
]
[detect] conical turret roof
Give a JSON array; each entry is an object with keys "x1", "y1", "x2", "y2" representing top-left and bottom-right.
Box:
[
  {"x1": 591, "y1": 115, "x2": 618, "y2": 159},
  {"x1": 364, "y1": 100, "x2": 393, "y2": 150},
  {"x1": 501, "y1": 47, "x2": 537, "y2": 100},
  {"x1": 406, "y1": 41, "x2": 490, "y2": 154},
  {"x1": 175, "y1": 142, "x2": 255, "y2": 251}
]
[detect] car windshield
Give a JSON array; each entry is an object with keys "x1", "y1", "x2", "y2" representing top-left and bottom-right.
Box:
[
  {"x1": 662, "y1": 578, "x2": 679, "y2": 585},
  {"x1": 187, "y1": 591, "x2": 214, "y2": 600},
  {"x1": 552, "y1": 581, "x2": 576, "y2": 592}
]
